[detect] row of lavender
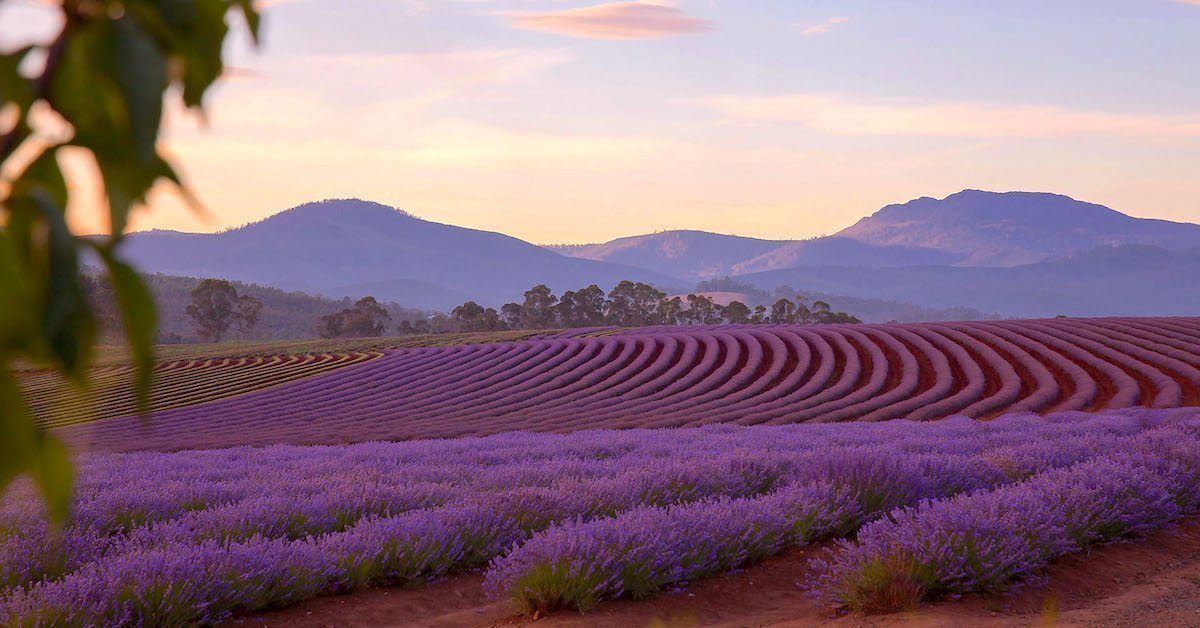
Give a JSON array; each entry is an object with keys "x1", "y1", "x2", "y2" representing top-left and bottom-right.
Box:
[
  {"x1": 488, "y1": 407, "x2": 1200, "y2": 614},
  {"x1": 4, "y1": 408, "x2": 1200, "y2": 623},
  {"x1": 58, "y1": 318, "x2": 1200, "y2": 453}
]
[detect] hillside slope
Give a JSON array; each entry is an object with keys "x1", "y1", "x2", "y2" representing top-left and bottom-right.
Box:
[
  {"x1": 92, "y1": 272, "x2": 427, "y2": 342},
  {"x1": 122, "y1": 199, "x2": 682, "y2": 310}
]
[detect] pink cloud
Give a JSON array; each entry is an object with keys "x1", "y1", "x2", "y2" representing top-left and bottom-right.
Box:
[
  {"x1": 499, "y1": 1, "x2": 710, "y2": 40},
  {"x1": 697, "y1": 93, "x2": 1200, "y2": 139},
  {"x1": 801, "y1": 16, "x2": 850, "y2": 36}
]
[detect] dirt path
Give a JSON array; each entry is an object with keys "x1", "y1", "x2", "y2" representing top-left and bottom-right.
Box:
[{"x1": 233, "y1": 518, "x2": 1200, "y2": 628}]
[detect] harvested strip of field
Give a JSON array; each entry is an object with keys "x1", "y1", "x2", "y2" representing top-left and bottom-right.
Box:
[
  {"x1": 21, "y1": 330, "x2": 577, "y2": 428},
  {"x1": 55, "y1": 317, "x2": 1200, "y2": 453},
  {"x1": 20, "y1": 352, "x2": 383, "y2": 429}
]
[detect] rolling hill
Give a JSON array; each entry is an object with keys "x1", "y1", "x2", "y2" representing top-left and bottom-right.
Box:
[{"x1": 121, "y1": 199, "x2": 682, "y2": 310}]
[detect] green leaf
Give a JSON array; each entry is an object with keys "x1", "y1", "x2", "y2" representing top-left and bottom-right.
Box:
[
  {"x1": 28, "y1": 434, "x2": 75, "y2": 524},
  {"x1": 9, "y1": 146, "x2": 68, "y2": 209},
  {"x1": 94, "y1": 247, "x2": 157, "y2": 413},
  {"x1": 111, "y1": 16, "x2": 168, "y2": 165},
  {"x1": 179, "y1": 0, "x2": 232, "y2": 108},
  {"x1": 31, "y1": 191, "x2": 94, "y2": 380},
  {"x1": 51, "y1": 14, "x2": 168, "y2": 235},
  {"x1": 0, "y1": 45, "x2": 35, "y2": 111},
  {"x1": 0, "y1": 236, "x2": 34, "y2": 352},
  {"x1": 50, "y1": 20, "x2": 131, "y2": 145},
  {"x1": 234, "y1": 0, "x2": 262, "y2": 44},
  {"x1": 0, "y1": 367, "x2": 38, "y2": 491}
]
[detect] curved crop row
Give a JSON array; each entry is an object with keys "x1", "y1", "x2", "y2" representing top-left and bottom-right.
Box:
[{"x1": 54, "y1": 317, "x2": 1200, "y2": 453}]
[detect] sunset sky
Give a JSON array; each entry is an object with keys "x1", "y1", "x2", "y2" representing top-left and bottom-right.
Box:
[{"x1": 4, "y1": 0, "x2": 1200, "y2": 243}]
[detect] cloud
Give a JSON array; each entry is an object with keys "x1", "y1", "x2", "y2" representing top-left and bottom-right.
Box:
[
  {"x1": 800, "y1": 16, "x2": 849, "y2": 36},
  {"x1": 162, "y1": 47, "x2": 574, "y2": 141},
  {"x1": 254, "y1": 0, "x2": 427, "y2": 13},
  {"x1": 498, "y1": 1, "x2": 711, "y2": 40},
  {"x1": 695, "y1": 93, "x2": 1200, "y2": 139},
  {"x1": 297, "y1": 48, "x2": 575, "y2": 90}
]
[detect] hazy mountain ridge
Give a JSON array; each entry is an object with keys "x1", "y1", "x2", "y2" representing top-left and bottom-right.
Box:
[
  {"x1": 122, "y1": 199, "x2": 683, "y2": 310},
  {"x1": 835, "y1": 189, "x2": 1200, "y2": 266},
  {"x1": 729, "y1": 237, "x2": 963, "y2": 275},
  {"x1": 548, "y1": 232, "x2": 960, "y2": 279},
  {"x1": 552, "y1": 190, "x2": 1200, "y2": 276},
  {"x1": 733, "y1": 244, "x2": 1200, "y2": 318},
  {"x1": 545, "y1": 230, "x2": 788, "y2": 281},
  {"x1": 120, "y1": 191, "x2": 1200, "y2": 319}
]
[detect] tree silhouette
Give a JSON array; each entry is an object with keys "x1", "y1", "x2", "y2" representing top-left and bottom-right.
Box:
[
  {"x1": 770, "y1": 298, "x2": 798, "y2": 324},
  {"x1": 450, "y1": 301, "x2": 506, "y2": 331},
  {"x1": 657, "y1": 296, "x2": 684, "y2": 326},
  {"x1": 317, "y1": 296, "x2": 392, "y2": 338},
  {"x1": 343, "y1": 297, "x2": 391, "y2": 337},
  {"x1": 235, "y1": 294, "x2": 264, "y2": 338},
  {"x1": 520, "y1": 284, "x2": 558, "y2": 329},
  {"x1": 186, "y1": 279, "x2": 240, "y2": 342},
  {"x1": 722, "y1": 300, "x2": 752, "y2": 324}
]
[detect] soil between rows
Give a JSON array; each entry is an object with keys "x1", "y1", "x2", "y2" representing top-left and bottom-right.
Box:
[{"x1": 233, "y1": 517, "x2": 1200, "y2": 628}]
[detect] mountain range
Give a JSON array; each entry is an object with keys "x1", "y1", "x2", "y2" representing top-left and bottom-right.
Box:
[
  {"x1": 122, "y1": 200, "x2": 679, "y2": 311},
  {"x1": 120, "y1": 190, "x2": 1200, "y2": 319},
  {"x1": 551, "y1": 190, "x2": 1200, "y2": 277}
]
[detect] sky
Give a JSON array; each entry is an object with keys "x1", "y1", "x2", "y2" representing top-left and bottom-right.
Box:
[{"x1": 3, "y1": 0, "x2": 1200, "y2": 243}]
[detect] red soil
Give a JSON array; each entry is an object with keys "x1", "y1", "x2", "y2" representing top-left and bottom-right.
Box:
[{"x1": 235, "y1": 518, "x2": 1200, "y2": 628}]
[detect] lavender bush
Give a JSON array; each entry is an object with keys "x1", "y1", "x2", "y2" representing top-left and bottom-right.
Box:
[
  {"x1": 481, "y1": 428, "x2": 1137, "y2": 612},
  {"x1": 813, "y1": 422, "x2": 1200, "y2": 612},
  {"x1": 3, "y1": 409, "x2": 1199, "y2": 624}
]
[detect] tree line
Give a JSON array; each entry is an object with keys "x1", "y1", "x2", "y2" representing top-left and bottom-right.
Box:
[
  {"x1": 122, "y1": 277, "x2": 863, "y2": 342},
  {"x1": 442, "y1": 280, "x2": 860, "y2": 333}
]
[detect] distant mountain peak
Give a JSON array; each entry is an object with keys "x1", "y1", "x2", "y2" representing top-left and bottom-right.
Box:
[
  {"x1": 837, "y1": 190, "x2": 1200, "y2": 266},
  {"x1": 231, "y1": 198, "x2": 415, "y2": 232}
]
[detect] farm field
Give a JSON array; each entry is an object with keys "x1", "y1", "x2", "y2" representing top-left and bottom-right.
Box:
[
  {"x1": 51, "y1": 317, "x2": 1200, "y2": 453},
  {"x1": 19, "y1": 329, "x2": 586, "y2": 428},
  {"x1": 3, "y1": 407, "x2": 1200, "y2": 625}
]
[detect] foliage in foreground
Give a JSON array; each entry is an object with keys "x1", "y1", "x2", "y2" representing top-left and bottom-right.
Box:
[{"x1": 0, "y1": 0, "x2": 257, "y2": 519}]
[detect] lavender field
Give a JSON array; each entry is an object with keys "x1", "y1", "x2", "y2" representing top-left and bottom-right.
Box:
[
  {"x1": 53, "y1": 318, "x2": 1200, "y2": 453},
  {"x1": 4, "y1": 407, "x2": 1200, "y2": 624}
]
